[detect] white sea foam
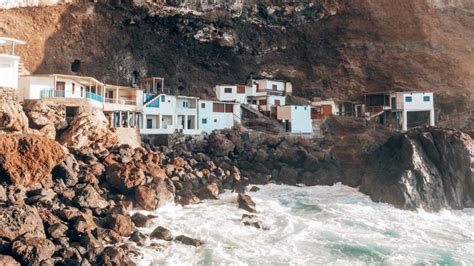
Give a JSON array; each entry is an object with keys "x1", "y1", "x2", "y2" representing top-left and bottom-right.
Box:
[{"x1": 131, "y1": 183, "x2": 474, "y2": 265}]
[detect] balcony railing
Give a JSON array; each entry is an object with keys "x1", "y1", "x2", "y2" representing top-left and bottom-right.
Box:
[
  {"x1": 40, "y1": 89, "x2": 65, "y2": 98},
  {"x1": 85, "y1": 91, "x2": 104, "y2": 103},
  {"x1": 105, "y1": 98, "x2": 137, "y2": 105},
  {"x1": 40, "y1": 89, "x2": 104, "y2": 103},
  {"x1": 257, "y1": 89, "x2": 285, "y2": 96}
]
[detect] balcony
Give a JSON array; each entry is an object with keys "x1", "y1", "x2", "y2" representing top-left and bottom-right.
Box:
[{"x1": 40, "y1": 89, "x2": 103, "y2": 103}]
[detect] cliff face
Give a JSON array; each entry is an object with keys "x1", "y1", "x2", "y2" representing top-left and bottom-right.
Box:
[{"x1": 0, "y1": 0, "x2": 473, "y2": 128}]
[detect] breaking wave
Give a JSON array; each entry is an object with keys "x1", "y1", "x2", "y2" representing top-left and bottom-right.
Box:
[{"x1": 131, "y1": 184, "x2": 474, "y2": 265}]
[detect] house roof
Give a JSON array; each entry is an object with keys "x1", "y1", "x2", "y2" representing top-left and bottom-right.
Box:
[
  {"x1": 0, "y1": 37, "x2": 26, "y2": 46},
  {"x1": 22, "y1": 74, "x2": 104, "y2": 86},
  {"x1": 105, "y1": 84, "x2": 138, "y2": 91},
  {"x1": 364, "y1": 90, "x2": 431, "y2": 96}
]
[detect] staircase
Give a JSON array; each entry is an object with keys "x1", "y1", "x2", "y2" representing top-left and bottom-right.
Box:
[
  {"x1": 312, "y1": 119, "x2": 323, "y2": 138},
  {"x1": 241, "y1": 104, "x2": 267, "y2": 119}
]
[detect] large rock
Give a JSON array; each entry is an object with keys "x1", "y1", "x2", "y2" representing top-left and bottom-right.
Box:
[
  {"x1": 134, "y1": 182, "x2": 174, "y2": 210},
  {"x1": 59, "y1": 106, "x2": 118, "y2": 151},
  {"x1": 207, "y1": 132, "x2": 235, "y2": 157},
  {"x1": 0, "y1": 205, "x2": 45, "y2": 241},
  {"x1": 194, "y1": 183, "x2": 220, "y2": 200},
  {"x1": 0, "y1": 255, "x2": 20, "y2": 266},
  {"x1": 106, "y1": 163, "x2": 145, "y2": 193},
  {"x1": 237, "y1": 193, "x2": 257, "y2": 213},
  {"x1": 74, "y1": 185, "x2": 109, "y2": 209},
  {"x1": 0, "y1": 134, "x2": 65, "y2": 187},
  {"x1": 360, "y1": 128, "x2": 474, "y2": 211},
  {"x1": 11, "y1": 237, "x2": 55, "y2": 265},
  {"x1": 104, "y1": 214, "x2": 133, "y2": 237},
  {"x1": 150, "y1": 226, "x2": 173, "y2": 241},
  {"x1": 23, "y1": 101, "x2": 67, "y2": 130},
  {"x1": 0, "y1": 88, "x2": 28, "y2": 132}
]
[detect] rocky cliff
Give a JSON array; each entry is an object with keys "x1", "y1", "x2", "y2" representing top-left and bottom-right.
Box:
[
  {"x1": 0, "y1": 0, "x2": 473, "y2": 129},
  {"x1": 360, "y1": 128, "x2": 474, "y2": 211}
]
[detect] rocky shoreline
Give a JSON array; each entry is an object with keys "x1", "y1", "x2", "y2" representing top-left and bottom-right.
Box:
[{"x1": 0, "y1": 90, "x2": 473, "y2": 265}]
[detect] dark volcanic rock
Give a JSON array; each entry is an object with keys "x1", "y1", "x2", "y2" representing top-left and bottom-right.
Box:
[
  {"x1": 11, "y1": 237, "x2": 55, "y2": 265},
  {"x1": 241, "y1": 214, "x2": 269, "y2": 230},
  {"x1": 174, "y1": 235, "x2": 203, "y2": 247},
  {"x1": 131, "y1": 212, "x2": 156, "y2": 228},
  {"x1": 150, "y1": 226, "x2": 173, "y2": 241},
  {"x1": 360, "y1": 128, "x2": 474, "y2": 211},
  {"x1": 0, "y1": 205, "x2": 45, "y2": 241},
  {"x1": 238, "y1": 193, "x2": 257, "y2": 213}
]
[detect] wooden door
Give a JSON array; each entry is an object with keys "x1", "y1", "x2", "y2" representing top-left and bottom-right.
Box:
[
  {"x1": 237, "y1": 85, "x2": 245, "y2": 94},
  {"x1": 322, "y1": 105, "x2": 332, "y2": 116},
  {"x1": 275, "y1": 100, "x2": 281, "y2": 106}
]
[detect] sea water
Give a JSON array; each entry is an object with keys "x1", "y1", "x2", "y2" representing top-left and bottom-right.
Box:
[{"x1": 131, "y1": 184, "x2": 474, "y2": 265}]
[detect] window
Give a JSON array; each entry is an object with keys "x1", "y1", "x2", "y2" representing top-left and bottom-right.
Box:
[
  {"x1": 275, "y1": 100, "x2": 281, "y2": 106},
  {"x1": 214, "y1": 119, "x2": 217, "y2": 123},
  {"x1": 201, "y1": 102, "x2": 206, "y2": 108},
  {"x1": 224, "y1": 88, "x2": 232, "y2": 93},
  {"x1": 107, "y1": 91, "x2": 113, "y2": 99},
  {"x1": 161, "y1": 95, "x2": 165, "y2": 102},
  {"x1": 304, "y1": 106, "x2": 307, "y2": 110},
  {"x1": 225, "y1": 104, "x2": 234, "y2": 113},
  {"x1": 272, "y1": 84, "x2": 277, "y2": 91},
  {"x1": 72, "y1": 83, "x2": 75, "y2": 94},
  {"x1": 202, "y1": 118, "x2": 207, "y2": 124},
  {"x1": 237, "y1": 85, "x2": 245, "y2": 94},
  {"x1": 294, "y1": 106, "x2": 297, "y2": 110},
  {"x1": 423, "y1": 96, "x2": 430, "y2": 102},
  {"x1": 405, "y1": 96, "x2": 412, "y2": 102},
  {"x1": 213, "y1": 103, "x2": 225, "y2": 112},
  {"x1": 182, "y1": 101, "x2": 189, "y2": 108}
]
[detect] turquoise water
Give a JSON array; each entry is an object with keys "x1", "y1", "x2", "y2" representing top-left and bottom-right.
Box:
[{"x1": 131, "y1": 184, "x2": 474, "y2": 265}]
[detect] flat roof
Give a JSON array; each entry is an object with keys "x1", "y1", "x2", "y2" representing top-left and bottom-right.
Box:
[
  {"x1": 105, "y1": 84, "x2": 138, "y2": 90},
  {"x1": 364, "y1": 90, "x2": 431, "y2": 96},
  {"x1": 176, "y1": 95, "x2": 200, "y2": 99},
  {"x1": 0, "y1": 37, "x2": 26, "y2": 46},
  {"x1": 22, "y1": 73, "x2": 104, "y2": 86}
]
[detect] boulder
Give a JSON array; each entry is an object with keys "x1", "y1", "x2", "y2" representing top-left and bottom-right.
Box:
[
  {"x1": 0, "y1": 255, "x2": 20, "y2": 266},
  {"x1": 74, "y1": 185, "x2": 109, "y2": 209},
  {"x1": 23, "y1": 101, "x2": 67, "y2": 130},
  {"x1": 277, "y1": 166, "x2": 298, "y2": 185},
  {"x1": 97, "y1": 246, "x2": 136, "y2": 266},
  {"x1": 0, "y1": 89, "x2": 28, "y2": 132},
  {"x1": 104, "y1": 214, "x2": 133, "y2": 237},
  {"x1": 0, "y1": 205, "x2": 45, "y2": 241},
  {"x1": 360, "y1": 128, "x2": 474, "y2": 211},
  {"x1": 134, "y1": 182, "x2": 174, "y2": 210},
  {"x1": 207, "y1": 132, "x2": 235, "y2": 157},
  {"x1": 106, "y1": 163, "x2": 145, "y2": 193},
  {"x1": 129, "y1": 231, "x2": 147, "y2": 246},
  {"x1": 131, "y1": 212, "x2": 156, "y2": 228},
  {"x1": 174, "y1": 235, "x2": 203, "y2": 247},
  {"x1": 47, "y1": 223, "x2": 68, "y2": 239},
  {"x1": 194, "y1": 183, "x2": 220, "y2": 200},
  {"x1": 52, "y1": 153, "x2": 79, "y2": 187},
  {"x1": 59, "y1": 106, "x2": 118, "y2": 151},
  {"x1": 0, "y1": 134, "x2": 65, "y2": 187},
  {"x1": 11, "y1": 237, "x2": 55, "y2": 265},
  {"x1": 238, "y1": 193, "x2": 257, "y2": 213},
  {"x1": 150, "y1": 226, "x2": 173, "y2": 241}
]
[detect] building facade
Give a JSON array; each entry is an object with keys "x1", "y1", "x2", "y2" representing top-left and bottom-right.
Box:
[
  {"x1": 214, "y1": 84, "x2": 247, "y2": 103},
  {"x1": 276, "y1": 105, "x2": 313, "y2": 134},
  {"x1": 198, "y1": 100, "x2": 241, "y2": 134},
  {"x1": 0, "y1": 37, "x2": 25, "y2": 89}
]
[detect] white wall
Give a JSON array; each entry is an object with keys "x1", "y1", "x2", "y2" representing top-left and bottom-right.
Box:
[
  {"x1": 400, "y1": 92, "x2": 434, "y2": 111},
  {"x1": 18, "y1": 76, "x2": 54, "y2": 100},
  {"x1": 312, "y1": 100, "x2": 339, "y2": 115},
  {"x1": 214, "y1": 85, "x2": 247, "y2": 103},
  {"x1": 0, "y1": 55, "x2": 19, "y2": 89},
  {"x1": 198, "y1": 100, "x2": 237, "y2": 134},
  {"x1": 142, "y1": 94, "x2": 176, "y2": 115},
  {"x1": 290, "y1": 105, "x2": 312, "y2": 133}
]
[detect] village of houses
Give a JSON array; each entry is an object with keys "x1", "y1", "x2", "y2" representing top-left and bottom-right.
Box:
[{"x1": 1, "y1": 37, "x2": 436, "y2": 142}]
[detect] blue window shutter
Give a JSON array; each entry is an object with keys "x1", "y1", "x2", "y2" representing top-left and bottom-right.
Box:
[{"x1": 423, "y1": 96, "x2": 430, "y2": 102}]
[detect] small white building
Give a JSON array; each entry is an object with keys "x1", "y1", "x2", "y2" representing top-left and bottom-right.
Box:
[
  {"x1": 198, "y1": 99, "x2": 241, "y2": 134},
  {"x1": 0, "y1": 37, "x2": 25, "y2": 89},
  {"x1": 18, "y1": 74, "x2": 105, "y2": 109},
  {"x1": 214, "y1": 84, "x2": 248, "y2": 103},
  {"x1": 140, "y1": 94, "x2": 177, "y2": 135},
  {"x1": 176, "y1": 96, "x2": 201, "y2": 135},
  {"x1": 246, "y1": 78, "x2": 291, "y2": 112},
  {"x1": 365, "y1": 91, "x2": 435, "y2": 131},
  {"x1": 103, "y1": 84, "x2": 143, "y2": 129},
  {"x1": 276, "y1": 105, "x2": 313, "y2": 134}
]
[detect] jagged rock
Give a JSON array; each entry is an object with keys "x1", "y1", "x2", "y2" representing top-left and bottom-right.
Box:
[
  {"x1": 0, "y1": 255, "x2": 20, "y2": 266},
  {"x1": 150, "y1": 226, "x2": 173, "y2": 241},
  {"x1": 174, "y1": 235, "x2": 203, "y2": 247},
  {"x1": 95, "y1": 228, "x2": 122, "y2": 244},
  {"x1": 0, "y1": 89, "x2": 28, "y2": 132},
  {"x1": 129, "y1": 231, "x2": 147, "y2": 246},
  {"x1": 106, "y1": 163, "x2": 145, "y2": 193},
  {"x1": 170, "y1": 156, "x2": 186, "y2": 168},
  {"x1": 52, "y1": 153, "x2": 80, "y2": 187},
  {"x1": 207, "y1": 132, "x2": 235, "y2": 157},
  {"x1": 0, "y1": 185, "x2": 7, "y2": 202},
  {"x1": 361, "y1": 128, "x2": 474, "y2": 211},
  {"x1": 97, "y1": 246, "x2": 136, "y2": 266},
  {"x1": 47, "y1": 223, "x2": 68, "y2": 239},
  {"x1": 176, "y1": 194, "x2": 201, "y2": 206},
  {"x1": 238, "y1": 193, "x2": 256, "y2": 213},
  {"x1": 0, "y1": 134, "x2": 64, "y2": 187},
  {"x1": 278, "y1": 166, "x2": 298, "y2": 185},
  {"x1": 131, "y1": 212, "x2": 156, "y2": 228},
  {"x1": 249, "y1": 186, "x2": 260, "y2": 192},
  {"x1": 241, "y1": 214, "x2": 269, "y2": 230},
  {"x1": 0, "y1": 205, "x2": 45, "y2": 241},
  {"x1": 59, "y1": 106, "x2": 118, "y2": 151},
  {"x1": 104, "y1": 214, "x2": 133, "y2": 237},
  {"x1": 11, "y1": 237, "x2": 55, "y2": 265},
  {"x1": 23, "y1": 101, "x2": 67, "y2": 130},
  {"x1": 134, "y1": 181, "x2": 174, "y2": 210},
  {"x1": 194, "y1": 183, "x2": 219, "y2": 200},
  {"x1": 74, "y1": 185, "x2": 109, "y2": 209}
]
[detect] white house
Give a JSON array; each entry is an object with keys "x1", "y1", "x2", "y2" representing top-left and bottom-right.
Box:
[
  {"x1": 276, "y1": 105, "x2": 313, "y2": 134},
  {"x1": 140, "y1": 94, "x2": 201, "y2": 135},
  {"x1": 198, "y1": 99, "x2": 241, "y2": 134},
  {"x1": 213, "y1": 84, "x2": 247, "y2": 103},
  {"x1": 18, "y1": 74, "x2": 105, "y2": 109},
  {"x1": 311, "y1": 98, "x2": 363, "y2": 119},
  {"x1": 246, "y1": 78, "x2": 291, "y2": 112},
  {"x1": 103, "y1": 84, "x2": 143, "y2": 129},
  {"x1": 365, "y1": 91, "x2": 435, "y2": 131},
  {"x1": 0, "y1": 37, "x2": 25, "y2": 89}
]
